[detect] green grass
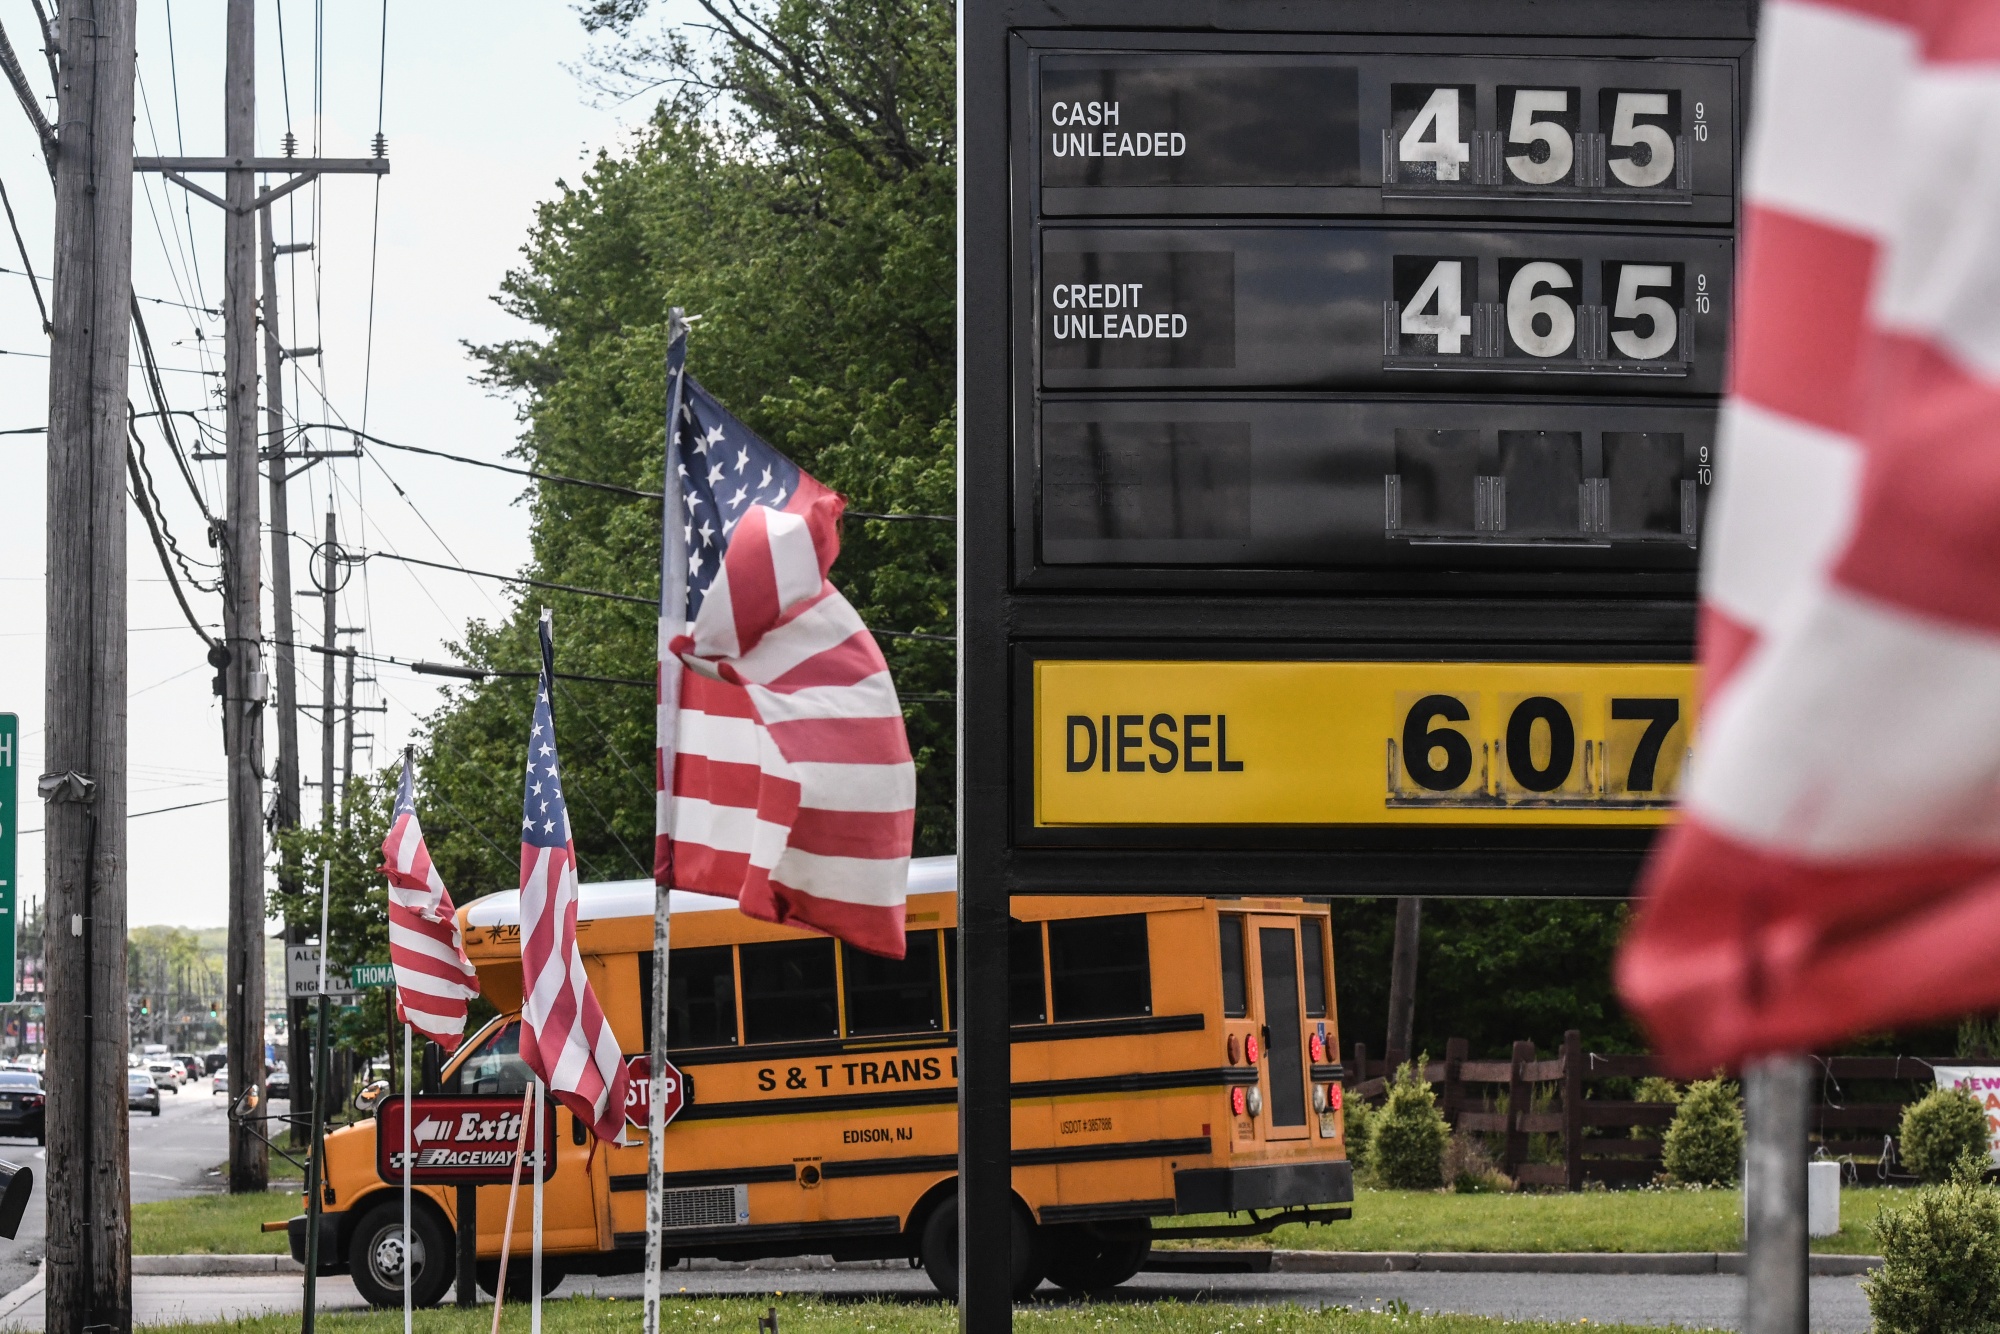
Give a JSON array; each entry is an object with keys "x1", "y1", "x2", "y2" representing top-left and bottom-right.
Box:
[
  {"x1": 142, "y1": 1296, "x2": 1712, "y2": 1334},
  {"x1": 132, "y1": 1188, "x2": 300, "y2": 1255},
  {"x1": 1160, "y1": 1186, "x2": 1893, "y2": 1256}
]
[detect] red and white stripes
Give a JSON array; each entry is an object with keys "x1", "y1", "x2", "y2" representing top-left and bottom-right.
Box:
[
  {"x1": 380, "y1": 759, "x2": 480, "y2": 1049},
  {"x1": 663, "y1": 503, "x2": 915, "y2": 960},
  {"x1": 1621, "y1": 0, "x2": 2000, "y2": 1070}
]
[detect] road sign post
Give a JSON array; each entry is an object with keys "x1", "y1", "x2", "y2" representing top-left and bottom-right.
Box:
[
  {"x1": 960, "y1": 1, "x2": 1752, "y2": 1325},
  {"x1": 0, "y1": 715, "x2": 15, "y2": 1004}
]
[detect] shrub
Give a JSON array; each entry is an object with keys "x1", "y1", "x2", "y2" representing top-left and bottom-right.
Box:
[
  {"x1": 1901, "y1": 1086, "x2": 1992, "y2": 1184},
  {"x1": 1443, "y1": 1132, "x2": 1513, "y2": 1194},
  {"x1": 1661, "y1": 1076, "x2": 1742, "y2": 1186},
  {"x1": 1864, "y1": 1152, "x2": 2000, "y2": 1334},
  {"x1": 1633, "y1": 1075, "x2": 1682, "y2": 1141},
  {"x1": 1370, "y1": 1058, "x2": 1450, "y2": 1190},
  {"x1": 1342, "y1": 1097, "x2": 1375, "y2": 1178}
]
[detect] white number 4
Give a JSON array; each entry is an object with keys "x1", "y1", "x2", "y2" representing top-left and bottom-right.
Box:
[
  {"x1": 1400, "y1": 88, "x2": 1469, "y2": 182},
  {"x1": 1401, "y1": 260, "x2": 1471, "y2": 354}
]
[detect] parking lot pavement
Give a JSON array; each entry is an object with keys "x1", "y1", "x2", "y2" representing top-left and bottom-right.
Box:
[{"x1": 0, "y1": 1261, "x2": 1874, "y2": 1332}]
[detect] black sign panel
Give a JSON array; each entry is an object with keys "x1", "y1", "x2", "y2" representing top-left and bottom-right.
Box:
[
  {"x1": 1038, "y1": 398, "x2": 1713, "y2": 568},
  {"x1": 1035, "y1": 50, "x2": 1738, "y2": 224},
  {"x1": 1039, "y1": 226, "x2": 1732, "y2": 393}
]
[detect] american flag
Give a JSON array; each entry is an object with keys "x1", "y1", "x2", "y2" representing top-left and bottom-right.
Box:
[
  {"x1": 379, "y1": 753, "x2": 480, "y2": 1049},
  {"x1": 1620, "y1": 0, "x2": 2000, "y2": 1071},
  {"x1": 518, "y1": 611, "x2": 632, "y2": 1141},
  {"x1": 653, "y1": 327, "x2": 916, "y2": 959}
]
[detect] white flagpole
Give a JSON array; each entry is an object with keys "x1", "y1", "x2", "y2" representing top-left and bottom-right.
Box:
[
  {"x1": 531, "y1": 1077, "x2": 545, "y2": 1334},
  {"x1": 646, "y1": 306, "x2": 691, "y2": 1334},
  {"x1": 403, "y1": 1020, "x2": 413, "y2": 1334}
]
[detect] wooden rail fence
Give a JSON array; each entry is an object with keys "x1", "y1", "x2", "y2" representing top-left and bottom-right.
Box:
[{"x1": 1344, "y1": 1033, "x2": 1950, "y2": 1189}]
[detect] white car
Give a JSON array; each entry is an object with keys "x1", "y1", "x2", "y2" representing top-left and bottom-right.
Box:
[
  {"x1": 210, "y1": 1070, "x2": 227, "y2": 1095},
  {"x1": 145, "y1": 1060, "x2": 182, "y2": 1092}
]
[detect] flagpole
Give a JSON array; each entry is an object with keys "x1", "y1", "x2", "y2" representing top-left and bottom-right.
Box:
[
  {"x1": 402, "y1": 1021, "x2": 413, "y2": 1334},
  {"x1": 490, "y1": 1082, "x2": 534, "y2": 1334},
  {"x1": 646, "y1": 306, "x2": 691, "y2": 1334},
  {"x1": 1744, "y1": 1055, "x2": 1811, "y2": 1334},
  {"x1": 531, "y1": 1077, "x2": 545, "y2": 1334},
  {"x1": 301, "y1": 854, "x2": 334, "y2": 1334}
]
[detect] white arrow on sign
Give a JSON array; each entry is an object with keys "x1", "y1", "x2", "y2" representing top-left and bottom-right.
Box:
[{"x1": 413, "y1": 1117, "x2": 452, "y2": 1144}]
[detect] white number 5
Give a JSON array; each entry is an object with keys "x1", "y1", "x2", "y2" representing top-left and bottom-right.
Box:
[
  {"x1": 1400, "y1": 88, "x2": 1469, "y2": 182},
  {"x1": 1609, "y1": 93, "x2": 1675, "y2": 188},
  {"x1": 1506, "y1": 90, "x2": 1573, "y2": 185},
  {"x1": 1612, "y1": 265, "x2": 1677, "y2": 360}
]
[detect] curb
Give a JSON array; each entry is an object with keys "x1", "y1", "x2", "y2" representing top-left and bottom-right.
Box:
[
  {"x1": 132, "y1": 1255, "x2": 303, "y2": 1276},
  {"x1": 1145, "y1": 1249, "x2": 1883, "y2": 1277}
]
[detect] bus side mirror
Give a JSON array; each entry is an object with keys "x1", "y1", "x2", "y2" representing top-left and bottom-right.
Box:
[
  {"x1": 232, "y1": 1086, "x2": 261, "y2": 1119},
  {"x1": 353, "y1": 1079, "x2": 389, "y2": 1116},
  {"x1": 421, "y1": 1043, "x2": 443, "y2": 1096},
  {"x1": 0, "y1": 1160, "x2": 31, "y2": 1239}
]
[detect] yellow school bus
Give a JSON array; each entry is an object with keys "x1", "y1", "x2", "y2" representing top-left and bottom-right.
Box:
[{"x1": 291, "y1": 858, "x2": 1353, "y2": 1304}]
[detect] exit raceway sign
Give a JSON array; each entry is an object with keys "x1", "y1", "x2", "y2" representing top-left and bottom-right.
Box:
[{"x1": 376, "y1": 1095, "x2": 560, "y2": 1186}]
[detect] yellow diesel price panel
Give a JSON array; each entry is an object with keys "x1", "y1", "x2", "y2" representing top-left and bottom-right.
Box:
[{"x1": 1033, "y1": 660, "x2": 1696, "y2": 827}]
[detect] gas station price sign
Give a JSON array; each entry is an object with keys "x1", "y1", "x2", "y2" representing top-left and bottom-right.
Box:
[{"x1": 964, "y1": 0, "x2": 1753, "y2": 897}]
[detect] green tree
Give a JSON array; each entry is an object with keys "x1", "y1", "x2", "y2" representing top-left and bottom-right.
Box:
[
  {"x1": 1661, "y1": 1076, "x2": 1742, "y2": 1186},
  {"x1": 413, "y1": 0, "x2": 955, "y2": 899},
  {"x1": 1901, "y1": 1086, "x2": 1992, "y2": 1184}
]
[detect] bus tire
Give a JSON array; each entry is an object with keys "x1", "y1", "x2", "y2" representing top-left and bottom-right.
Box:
[
  {"x1": 347, "y1": 1198, "x2": 453, "y2": 1309},
  {"x1": 1042, "y1": 1221, "x2": 1150, "y2": 1295},
  {"x1": 918, "y1": 1192, "x2": 1043, "y2": 1301},
  {"x1": 476, "y1": 1259, "x2": 566, "y2": 1302}
]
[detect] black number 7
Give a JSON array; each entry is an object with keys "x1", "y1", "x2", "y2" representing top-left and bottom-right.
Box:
[{"x1": 1610, "y1": 698, "x2": 1681, "y2": 792}]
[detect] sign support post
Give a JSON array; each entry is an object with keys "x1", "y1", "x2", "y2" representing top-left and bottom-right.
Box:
[{"x1": 1744, "y1": 1056, "x2": 1810, "y2": 1334}]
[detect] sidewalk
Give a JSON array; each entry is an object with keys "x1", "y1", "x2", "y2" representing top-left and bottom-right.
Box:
[{"x1": 0, "y1": 1262, "x2": 368, "y2": 1332}]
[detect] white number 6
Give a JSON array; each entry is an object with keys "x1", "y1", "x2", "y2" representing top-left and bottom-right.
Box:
[
  {"x1": 1506, "y1": 262, "x2": 1576, "y2": 358},
  {"x1": 1609, "y1": 92, "x2": 1675, "y2": 188}
]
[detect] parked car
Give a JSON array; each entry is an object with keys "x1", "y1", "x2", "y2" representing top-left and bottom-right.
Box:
[
  {"x1": 0, "y1": 1071, "x2": 46, "y2": 1142},
  {"x1": 211, "y1": 1069, "x2": 227, "y2": 1095},
  {"x1": 145, "y1": 1060, "x2": 182, "y2": 1092},
  {"x1": 173, "y1": 1054, "x2": 201, "y2": 1083},
  {"x1": 265, "y1": 1065, "x2": 290, "y2": 1101},
  {"x1": 128, "y1": 1071, "x2": 160, "y2": 1117}
]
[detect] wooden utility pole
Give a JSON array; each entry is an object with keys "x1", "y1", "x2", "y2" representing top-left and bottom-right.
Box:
[
  {"x1": 40, "y1": 1, "x2": 138, "y2": 1329},
  {"x1": 320, "y1": 512, "x2": 339, "y2": 829},
  {"x1": 221, "y1": 0, "x2": 269, "y2": 1195},
  {"x1": 1385, "y1": 897, "x2": 1421, "y2": 1069},
  {"x1": 260, "y1": 202, "x2": 311, "y2": 1148}
]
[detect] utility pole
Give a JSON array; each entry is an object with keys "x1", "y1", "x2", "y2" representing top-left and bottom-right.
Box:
[
  {"x1": 219, "y1": 0, "x2": 269, "y2": 1195},
  {"x1": 1385, "y1": 897, "x2": 1421, "y2": 1069},
  {"x1": 41, "y1": 1, "x2": 138, "y2": 1329},
  {"x1": 339, "y1": 644, "x2": 355, "y2": 807},
  {"x1": 261, "y1": 204, "x2": 311, "y2": 1146}
]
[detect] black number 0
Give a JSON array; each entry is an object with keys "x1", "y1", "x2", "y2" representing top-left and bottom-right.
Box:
[
  {"x1": 1505, "y1": 697, "x2": 1575, "y2": 792},
  {"x1": 1610, "y1": 698, "x2": 1680, "y2": 791},
  {"x1": 1402, "y1": 694, "x2": 1473, "y2": 791}
]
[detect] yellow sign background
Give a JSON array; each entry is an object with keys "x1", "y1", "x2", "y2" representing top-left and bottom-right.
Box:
[{"x1": 1033, "y1": 660, "x2": 1697, "y2": 826}]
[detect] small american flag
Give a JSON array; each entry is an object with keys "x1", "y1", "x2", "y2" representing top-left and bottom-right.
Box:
[
  {"x1": 653, "y1": 330, "x2": 915, "y2": 959},
  {"x1": 380, "y1": 753, "x2": 480, "y2": 1049},
  {"x1": 1621, "y1": 0, "x2": 2000, "y2": 1070},
  {"x1": 519, "y1": 611, "x2": 631, "y2": 1141}
]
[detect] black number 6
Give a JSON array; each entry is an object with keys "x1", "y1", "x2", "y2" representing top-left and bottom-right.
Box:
[
  {"x1": 1506, "y1": 697, "x2": 1575, "y2": 792},
  {"x1": 1610, "y1": 698, "x2": 1680, "y2": 792},
  {"x1": 1402, "y1": 694, "x2": 1473, "y2": 791}
]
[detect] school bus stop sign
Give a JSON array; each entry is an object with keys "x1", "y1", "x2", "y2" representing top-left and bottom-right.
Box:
[{"x1": 625, "y1": 1055, "x2": 685, "y2": 1130}]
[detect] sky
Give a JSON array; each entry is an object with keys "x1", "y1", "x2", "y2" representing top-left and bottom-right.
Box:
[{"x1": 0, "y1": 1, "x2": 695, "y2": 928}]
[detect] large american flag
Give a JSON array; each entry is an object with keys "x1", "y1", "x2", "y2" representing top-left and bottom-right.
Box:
[
  {"x1": 519, "y1": 612, "x2": 632, "y2": 1141},
  {"x1": 1620, "y1": 0, "x2": 2000, "y2": 1071},
  {"x1": 653, "y1": 329, "x2": 916, "y2": 959},
  {"x1": 379, "y1": 753, "x2": 480, "y2": 1049}
]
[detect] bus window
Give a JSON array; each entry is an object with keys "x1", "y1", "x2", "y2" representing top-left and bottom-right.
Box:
[
  {"x1": 1300, "y1": 923, "x2": 1328, "y2": 1021},
  {"x1": 1219, "y1": 916, "x2": 1248, "y2": 1018},
  {"x1": 447, "y1": 1020, "x2": 533, "y2": 1096},
  {"x1": 1258, "y1": 928, "x2": 1309, "y2": 1127},
  {"x1": 944, "y1": 920, "x2": 1049, "y2": 1026},
  {"x1": 740, "y1": 939, "x2": 839, "y2": 1044},
  {"x1": 1048, "y1": 915, "x2": 1151, "y2": 1021},
  {"x1": 843, "y1": 932, "x2": 943, "y2": 1036},
  {"x1": 672, "y1": 946, "x2": 739, "y2": 1049}
]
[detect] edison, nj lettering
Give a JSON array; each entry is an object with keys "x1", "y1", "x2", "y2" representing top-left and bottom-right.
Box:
[{"x1": 1066, "y1": 714, "x2": 1245, "y2": 773}]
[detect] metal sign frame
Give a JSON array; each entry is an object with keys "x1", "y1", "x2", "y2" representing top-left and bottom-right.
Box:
[{"x1": 959, "y1": 1, "x2": 1754, "y2": 1327}]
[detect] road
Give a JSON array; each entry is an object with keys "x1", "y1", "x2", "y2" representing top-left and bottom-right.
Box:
[{"x1": 0, "y1": 1076, "x2": 239, "y2": 1300}]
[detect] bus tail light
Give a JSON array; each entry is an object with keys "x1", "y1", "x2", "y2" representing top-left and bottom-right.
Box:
[
  {"x1": 1245, "y1": 1034, "x2": 1260, "y2": 1065},
  {"x1": 1312, "y1": 1084, "x2": 1328, "y2": 1113},
  {"x1": 1329, "y1": 1082, "x2": 1343, "y2": 1112},
  {"x1": 1227, "y1": 1034, "x2": 1240, "y2": 1064},
  {"x1": 1246, "y1": 1086, "x2": 1263, "y2": 1118},
  {"x1": 1230, "y1": 1087, "x2": 1246, "y2": 1116}
]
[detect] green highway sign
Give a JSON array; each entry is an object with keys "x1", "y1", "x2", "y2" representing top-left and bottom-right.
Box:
[
  {"x1": 0, "y1": 714, "x2": 15, "y2": 1003},
  {"x1": 349, "y1": 963, "x2": 394, "y2": 989}
]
